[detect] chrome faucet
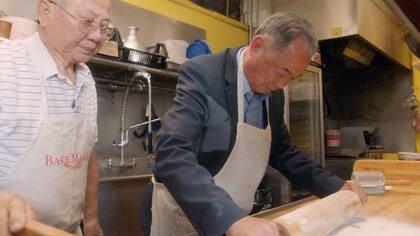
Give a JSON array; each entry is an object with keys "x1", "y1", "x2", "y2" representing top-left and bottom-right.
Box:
[{"x1": 108, "y1": 71, "x2": 160, "y2": 169}]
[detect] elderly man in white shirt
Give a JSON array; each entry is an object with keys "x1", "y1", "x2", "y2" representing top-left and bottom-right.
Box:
[{"x1": 0, "y1": 0, "x2": 111, "y2": 235}]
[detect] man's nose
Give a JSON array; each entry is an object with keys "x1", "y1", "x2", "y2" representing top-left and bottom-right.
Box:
[{"x1": 87, "y1": 28, "x2": 105, "y2": 43}]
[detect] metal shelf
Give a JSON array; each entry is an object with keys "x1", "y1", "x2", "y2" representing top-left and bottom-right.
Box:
[{"x1": 88, "y1": 56, "x2": 179, "y2": 80}]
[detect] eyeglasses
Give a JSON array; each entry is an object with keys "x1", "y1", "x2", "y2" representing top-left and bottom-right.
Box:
[{"x1": 47, "y1": 0, "x2": 111, "y2": 38}]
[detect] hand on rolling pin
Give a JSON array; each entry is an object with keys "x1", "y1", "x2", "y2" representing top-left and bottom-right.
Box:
[
  {"x1": 339, "y1": 180, "x2": 368, "y2": 204},
  {"x1": 0, "y1": 192, "x2": 37, "y2": 236},
  {"x1": 226, "y1": 216, "x2": 283, "y2": 236}
]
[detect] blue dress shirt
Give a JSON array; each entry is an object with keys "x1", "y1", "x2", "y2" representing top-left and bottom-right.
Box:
[{"x1": 236, "y1": 47, "x2": 269, "y2": 128}]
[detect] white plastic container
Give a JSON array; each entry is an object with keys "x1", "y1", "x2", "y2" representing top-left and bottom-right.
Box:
[
  {"x1": 163, "y1": 39, "x2": 189, "y2": 65},
  {"x1": 351, "y1": 171, "x2": 385, "y2": 195}
]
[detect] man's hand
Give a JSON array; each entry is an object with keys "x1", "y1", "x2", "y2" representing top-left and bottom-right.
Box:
[
  {"x1": 226, "y1": 216, "x2": 283, "y2": 236},
  {"x1": 83, "y1": 217, "x2": 103, "y2": 236},
  {"x1": 340, "y1": 180, "x2": 368, "y2": 204},
  {"x1": 0, "y1": 192, "x2": 36, "y2": 236}
]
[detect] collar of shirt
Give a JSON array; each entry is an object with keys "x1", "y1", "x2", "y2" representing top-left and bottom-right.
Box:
[
  {"x1": 23, "y1": 32, "x2": 91, "y2": 85},
  {"x1": 236, "y1": 47, "x2": 269, "y2": 105}
]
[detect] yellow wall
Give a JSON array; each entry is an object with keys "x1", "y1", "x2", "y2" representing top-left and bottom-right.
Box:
[
  {"x1": 121, "y1": 0, "x2": 249, "y2": 52},
  {"x1": 413, "y1": 54, "x2": 420, "y2": 151}
]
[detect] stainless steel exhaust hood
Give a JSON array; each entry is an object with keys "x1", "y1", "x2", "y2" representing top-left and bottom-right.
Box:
[{"x1": 272, "y1": 0, "x2": 412, "y2": 69}]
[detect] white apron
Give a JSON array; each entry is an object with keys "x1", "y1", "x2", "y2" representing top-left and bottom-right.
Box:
[
  {"x1": 0, "y1": 76, "x2": 96, "y2": 234},
  {"x1": 150, "y1": 57, "x2": 272, "y2": 236}
]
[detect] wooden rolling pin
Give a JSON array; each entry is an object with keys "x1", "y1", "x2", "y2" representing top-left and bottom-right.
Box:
[
  {"x1": 273, "y1": 190, "x2": 362, "y2": 236},
  {"x1": 17, "y1": 220, "x2": 73, "y2": 236}
]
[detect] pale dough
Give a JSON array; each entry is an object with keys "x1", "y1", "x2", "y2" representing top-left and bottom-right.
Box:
[{"x1": 327, "y1": 217, "x2": 420, "y2": 236}]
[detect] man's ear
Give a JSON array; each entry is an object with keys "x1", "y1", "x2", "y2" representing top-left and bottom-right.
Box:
[
  {"x1": 248, "y1": 35, "x2": 267, "y2": 53},
  {"x1": 37, "y1": 0, "x2": 51, "y2": 27}
]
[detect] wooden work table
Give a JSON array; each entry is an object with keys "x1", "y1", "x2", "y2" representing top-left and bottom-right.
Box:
[
  {"x1": 255, "y1": 160, "x2": 420, "y2": 228},
  {"x1": 255, "y1": 190, "x2": 420, "y2": 227}
]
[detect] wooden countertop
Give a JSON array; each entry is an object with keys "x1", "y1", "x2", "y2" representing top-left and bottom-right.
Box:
[
  {"x1": 359, "y1": 192, "x2": 420, "y2": 226},
  {"x1": 255, "y1": 190, "x2": 420, "y2": 227},
  {"x1": 255, "y1": 160, "x2": 420, "y2": 227}
]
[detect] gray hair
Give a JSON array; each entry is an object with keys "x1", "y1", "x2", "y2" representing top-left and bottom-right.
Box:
[{"x1": 255, "y1": 12, "x2": 318, "y2": 53}]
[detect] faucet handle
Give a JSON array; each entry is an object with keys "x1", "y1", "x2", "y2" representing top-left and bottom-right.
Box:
[
  {"x1": 103, "y1": 157, "x2": 113, "y2": 169},
  {"x1": 112, "y1": 139, "x2": 129, "y2": 147},
  {"x1": 112, "y1": 140, "x2": 121, "y2": 147}
]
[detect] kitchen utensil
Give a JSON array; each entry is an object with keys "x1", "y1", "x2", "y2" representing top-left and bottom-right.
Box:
[
  {"x1": 17, "y1": 220, "x2": 72, "y2": 236},
  {"x1": 187, "y1": 191, "x2": 362, "y2": 236},
  {"x1": 0, "y1": 20, "x2": 12, "y2": 39},
  {"x1": 146, "y1": 43, "x2": 168, "y2": 59}
]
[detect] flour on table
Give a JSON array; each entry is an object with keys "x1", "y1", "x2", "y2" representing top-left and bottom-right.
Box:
[{"x1": 327, "y1": 217, "x2": 420, "y2": 236}]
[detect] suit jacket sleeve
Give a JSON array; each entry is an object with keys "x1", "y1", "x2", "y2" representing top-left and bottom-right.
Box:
[
  {"x1": 155, "y1": 61, "x2": 247, "y2": 236},
  {"x1": 269, "y1": 90, "x2": 345, "y2": 197}
]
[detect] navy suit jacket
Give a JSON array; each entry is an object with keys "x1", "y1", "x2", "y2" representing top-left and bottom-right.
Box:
[{"x1": 141, "y1": 47, "x2": 344, "y2": 236}]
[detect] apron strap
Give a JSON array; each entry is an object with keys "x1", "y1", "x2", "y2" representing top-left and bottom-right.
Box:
[
  {"x1": 265, "y1": 98, "x2": 270, "y2": 120},
  {"x1": 151, "y1": 176, "x2": 157, "y2": 185},
  {"x1": 237, "y1": 50, "x2": 245, "y2": 124}
]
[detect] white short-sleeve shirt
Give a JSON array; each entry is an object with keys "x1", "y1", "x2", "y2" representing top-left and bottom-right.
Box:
[{"x1": 0, "y1": 33, "x2": 97, "y2": 178}]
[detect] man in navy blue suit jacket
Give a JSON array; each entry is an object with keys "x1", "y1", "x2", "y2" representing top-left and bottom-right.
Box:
[{"x1": 140, "y1": 12, "x2": 366, "y2": 236}]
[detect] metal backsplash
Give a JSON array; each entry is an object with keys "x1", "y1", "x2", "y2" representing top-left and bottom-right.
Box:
[
  {"x1": 325, "y1": 70, "x2": 415, "y2": 152},
  {"x1": 110, "y1": 0, "x2": 205, "y2": 46},
  {"x1": 96, "y1": 1, "x2": 206, "y2": 177},
  {"x1": 96, "y1": 85, "x2": 175, "y2": 178}
]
